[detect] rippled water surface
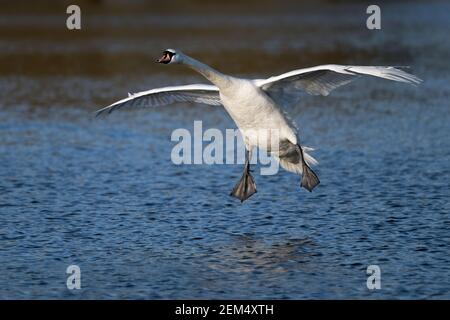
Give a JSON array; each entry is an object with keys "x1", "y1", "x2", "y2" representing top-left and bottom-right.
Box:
[{"x1": 1, "y1": 1, "x2": 449, "y2": 299}]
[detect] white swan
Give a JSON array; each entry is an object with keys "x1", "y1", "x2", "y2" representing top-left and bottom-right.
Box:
[{"x1": 97, "y1": 49, "x2": 422, "y2": 202}]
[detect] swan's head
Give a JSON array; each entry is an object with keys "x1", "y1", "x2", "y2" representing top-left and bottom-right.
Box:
[{"x1": 156, "y1": 49, "x2": 182, "y2": 65}]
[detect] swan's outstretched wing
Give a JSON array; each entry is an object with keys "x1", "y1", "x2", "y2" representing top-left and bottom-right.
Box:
[
  {"x1": 255, "y1": 65, "x2": 422, "y2": 107},
  {"x1": 96, "y1": 84, "x2": 221, "y2": 116}
]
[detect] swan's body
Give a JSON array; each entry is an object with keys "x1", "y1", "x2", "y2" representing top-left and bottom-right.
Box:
[
  {"x1": 220, "y1": 78, "x2": 297, "y2": 148},
  {"x1": 97, "y1": 49, "x2": 421, "y2": 202}
]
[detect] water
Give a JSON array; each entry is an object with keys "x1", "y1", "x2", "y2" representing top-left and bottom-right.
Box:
[{"x1": 0, "y1": 1, "x2": 449, "y2": 299}]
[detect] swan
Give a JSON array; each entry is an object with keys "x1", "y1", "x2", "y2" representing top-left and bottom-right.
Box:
[{"x1": 96, "y1": 49, "x2": 422, "y2": 202}]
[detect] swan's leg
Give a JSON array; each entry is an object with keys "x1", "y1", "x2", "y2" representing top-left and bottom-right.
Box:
[
  {"x1": 278, "y1": 139, "x2": 320, "y2": 192},
  {"x1": 298, "y1": 144, "x2": 320, "y2": 192},
  {"x1": 230, "y1": 148, "x2": 257, "y2": 202}
]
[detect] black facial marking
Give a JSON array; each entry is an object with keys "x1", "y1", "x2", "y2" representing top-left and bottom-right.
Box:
[{"x1": 164, "y1": 51, "x2": 175, "y2": 58}]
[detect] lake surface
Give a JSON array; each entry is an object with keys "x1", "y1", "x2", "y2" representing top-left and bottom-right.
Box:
[{"x1": 0, "y1": 1, "x2": 449, "y2": 299}]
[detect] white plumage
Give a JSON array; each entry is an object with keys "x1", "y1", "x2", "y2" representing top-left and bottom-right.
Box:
[{"x1": 97, "y1": 49, "x2": 421, "y2": 202}]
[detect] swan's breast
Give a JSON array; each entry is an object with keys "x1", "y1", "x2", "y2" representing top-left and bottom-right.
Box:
[{"x1": 219, "y1": 80, "x2": 297, "y2": 146}]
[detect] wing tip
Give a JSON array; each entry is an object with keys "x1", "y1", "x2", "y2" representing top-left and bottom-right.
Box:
[
  {"x1": 389, "y1": 66, "x2": 423, "y2": 85},
  {"x1": 94, "y1": 109, "x2": 104, "y2": 118},
  {"x1": 94, "y1": 106, "x2": 113, "y2": 117}
]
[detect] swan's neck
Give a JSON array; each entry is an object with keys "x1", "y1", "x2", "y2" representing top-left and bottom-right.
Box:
[{"x1": 182, "y1": 55, "x2": 230, "y2": 88}]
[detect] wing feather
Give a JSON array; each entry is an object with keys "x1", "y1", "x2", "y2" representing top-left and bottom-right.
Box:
[
  {"x1": 96, "y1": 84, "x2": 221, "y2": 116},
  {"x1": 256, "y1": 65, "x2": 422, "y2": 107}
]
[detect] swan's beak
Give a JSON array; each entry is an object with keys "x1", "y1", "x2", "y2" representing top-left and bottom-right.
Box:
[{"x1": 156, "y1": 53, "x2": 171, "y2": 64}]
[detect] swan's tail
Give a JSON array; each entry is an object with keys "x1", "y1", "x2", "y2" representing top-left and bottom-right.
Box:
[
  {"x1": 278, "y1": 146, "x2": 317, "y2": 174},
  {"x1": 277, "y1": 146, "x2": 320, "y2": 192}
]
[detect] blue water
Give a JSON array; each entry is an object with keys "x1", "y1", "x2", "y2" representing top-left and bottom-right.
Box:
[{"x1": 0, "y1": 1, "x2": 449, "y2": 299}]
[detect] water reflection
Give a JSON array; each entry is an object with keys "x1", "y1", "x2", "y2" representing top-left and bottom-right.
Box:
[{"x1": 207, "y1": 234, "x2": 318, "y2": 274}]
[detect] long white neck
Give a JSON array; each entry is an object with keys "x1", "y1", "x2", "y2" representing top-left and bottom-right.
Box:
[{"x1": 181, "y1": 54, "x2": 230, "y2": 88}]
